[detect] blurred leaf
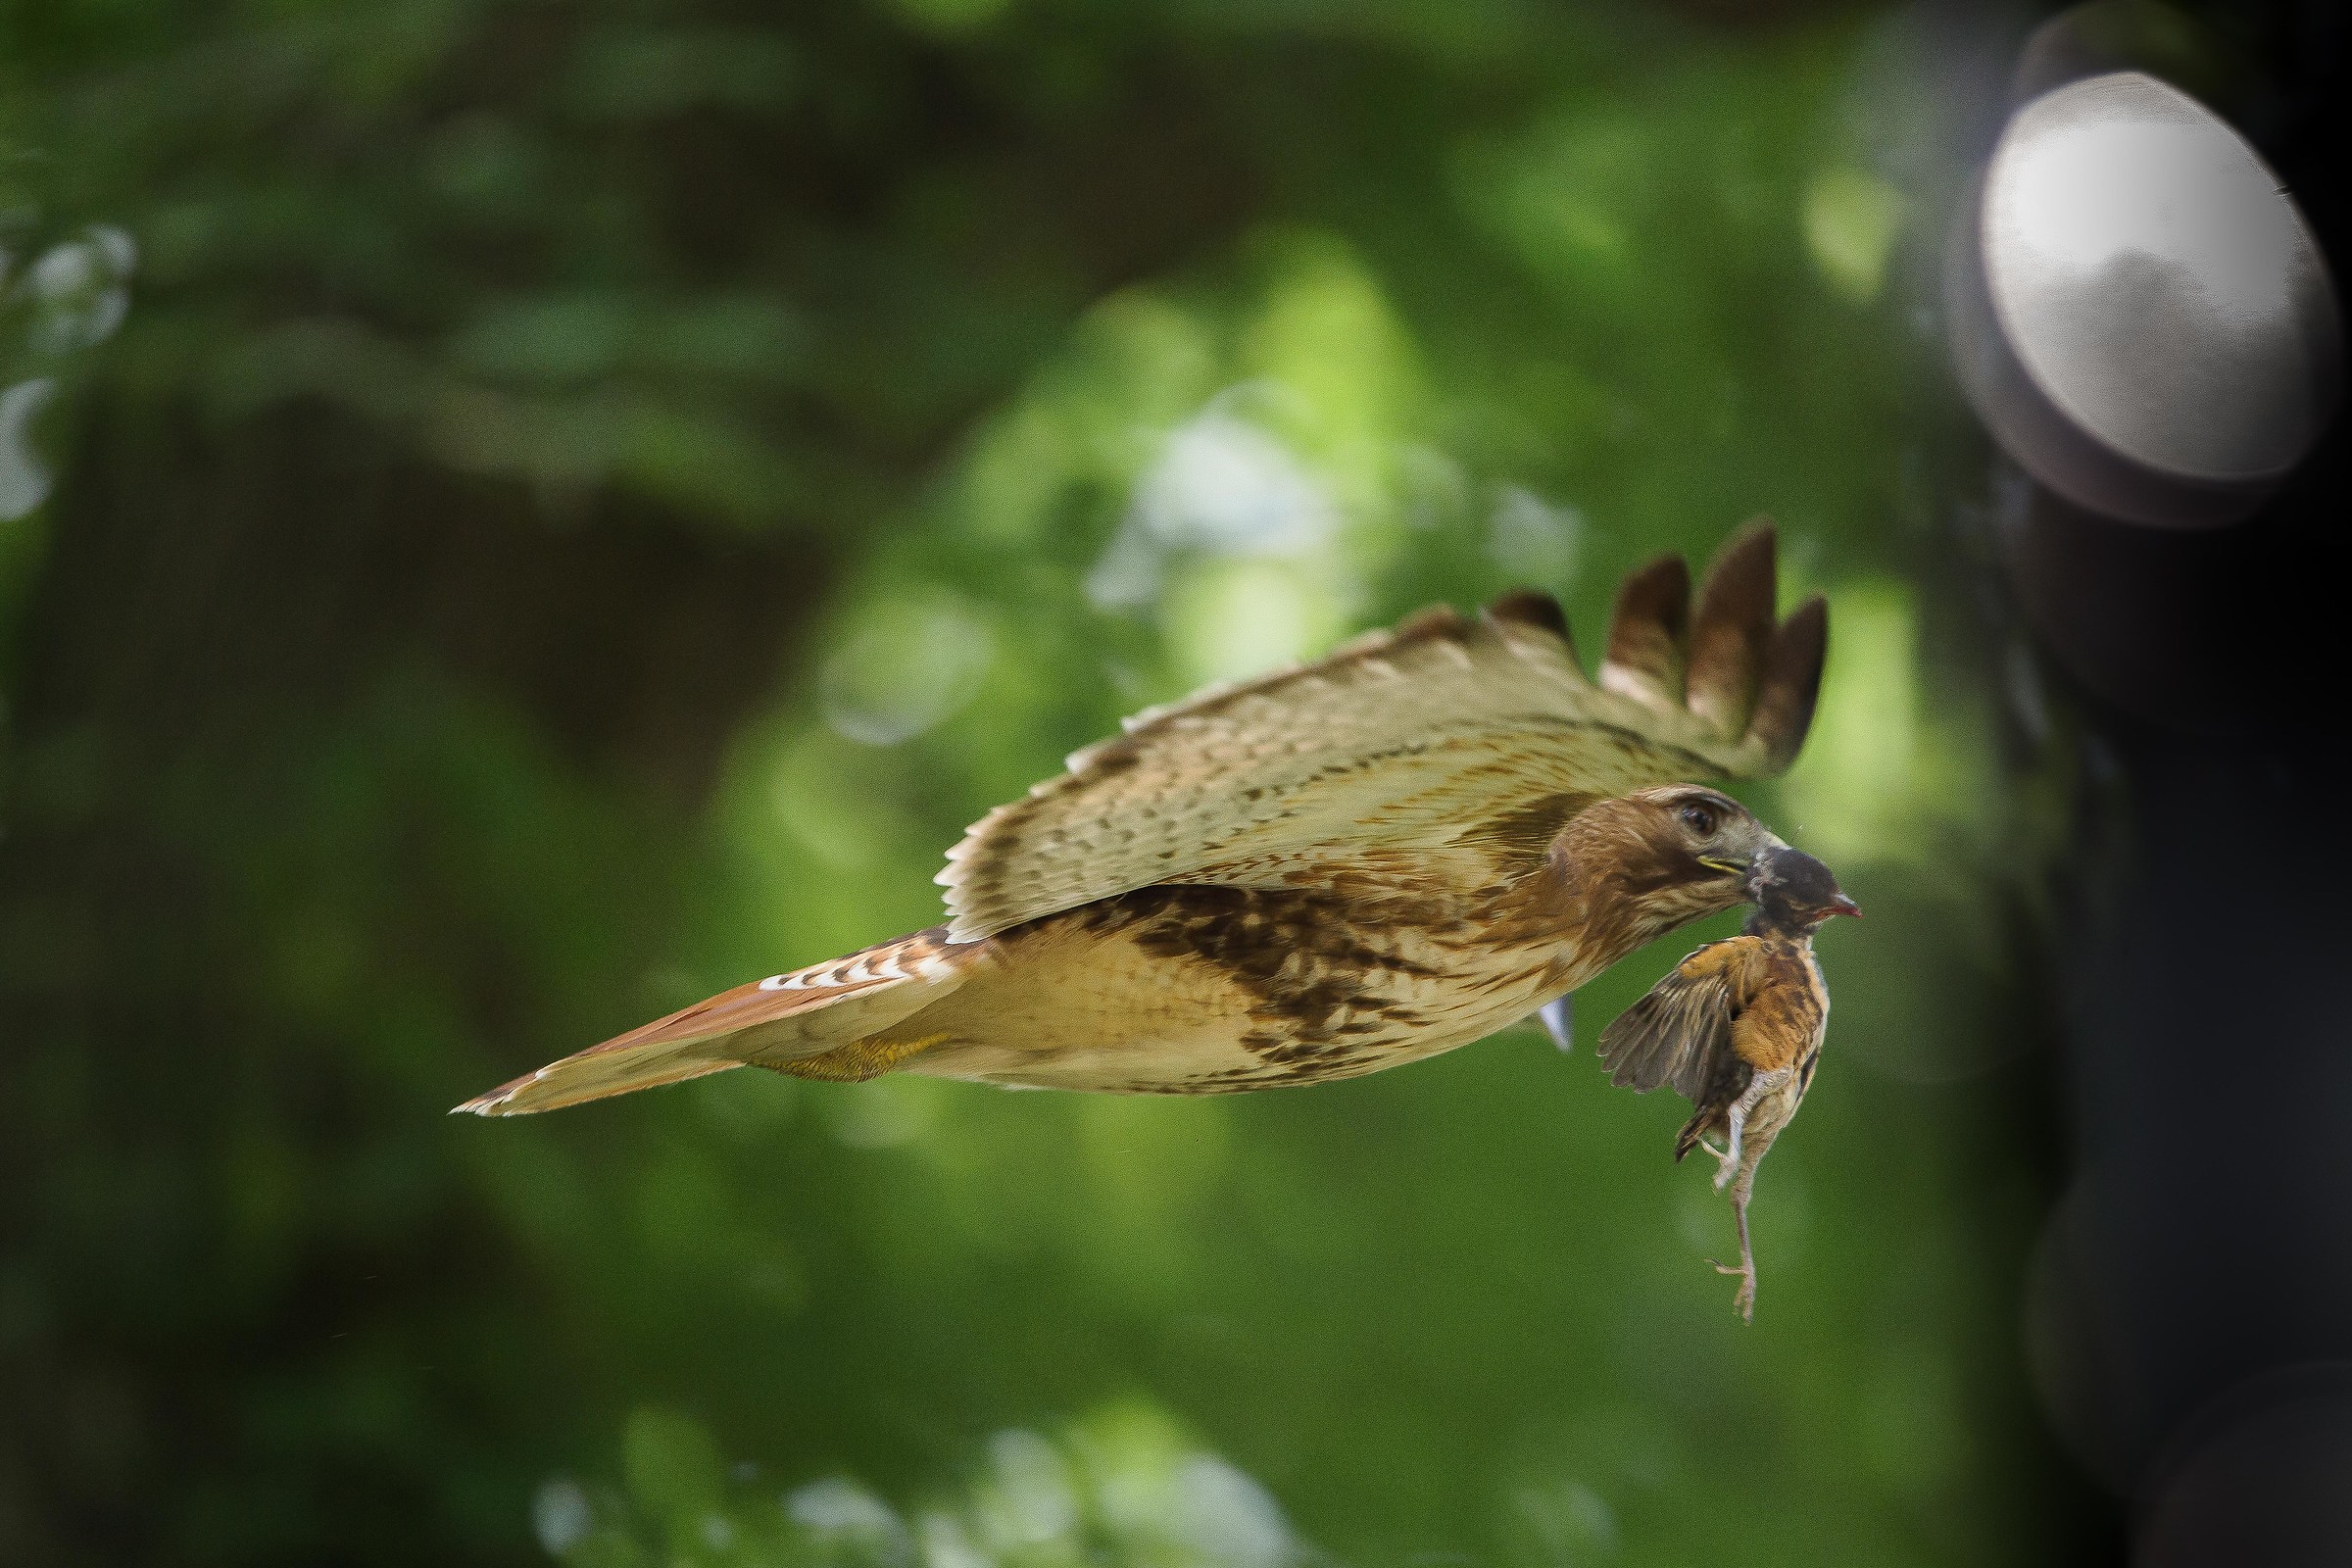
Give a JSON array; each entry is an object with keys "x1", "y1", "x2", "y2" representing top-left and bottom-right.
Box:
[{"x1": 622, "y1": 1407, "x2": 725, "y2": 1532}]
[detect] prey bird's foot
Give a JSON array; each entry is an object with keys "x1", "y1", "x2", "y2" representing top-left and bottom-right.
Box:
[{"x1": 1704, "y1": 1256, "x2": 1758, "y2": 1321}]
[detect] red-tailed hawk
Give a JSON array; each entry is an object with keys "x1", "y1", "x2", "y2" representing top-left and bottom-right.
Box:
[{"x1": 460, "y1": 522, "x2": 1826, "y2": 1114}]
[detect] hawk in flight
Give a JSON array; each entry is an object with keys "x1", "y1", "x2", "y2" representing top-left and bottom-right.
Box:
[{"x1": 460, "y1": 523, "x2": 1826, "y2": 1114}]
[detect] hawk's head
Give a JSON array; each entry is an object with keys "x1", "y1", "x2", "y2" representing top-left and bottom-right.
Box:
[{"x1": 1552, "y1": 784, "x2": 1787, "y2": 957}]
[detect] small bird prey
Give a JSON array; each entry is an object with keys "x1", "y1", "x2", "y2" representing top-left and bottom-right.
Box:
[
  {"x1": 459, "y1": 524, "x2": 1826, "y2": 1115},
  {"x1": 1597, "y1": 846, "x2": 1859, "y2": 1321}
]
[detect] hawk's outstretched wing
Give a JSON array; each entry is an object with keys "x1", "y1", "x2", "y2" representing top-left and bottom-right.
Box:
[{"x1": 939, "y1": 522, "x2": 1826, "y2": 942}]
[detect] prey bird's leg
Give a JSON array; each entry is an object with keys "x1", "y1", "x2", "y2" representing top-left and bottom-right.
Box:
[
  {"x1": 1690, "y1": 1128, "x2": 1734, "y2": 1183},
  {"x1": 1707, "y1": 1070, "x2": 1791, "y2": 1321},
  {"x1": 1718, "y1": 1106, "x2": 1747, "y2": 1189},
  {"x1": 1714, "y1": 1170, "x2": 1759, "y2": 1322},
  {"x1": 1714, "y1": 1066, "x2": 1791, "y2": 1193}
]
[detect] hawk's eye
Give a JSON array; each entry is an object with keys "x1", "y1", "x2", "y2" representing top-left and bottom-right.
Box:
[{"x1": 1678, "y1": 802, "x2": 1720, "y2": 837}]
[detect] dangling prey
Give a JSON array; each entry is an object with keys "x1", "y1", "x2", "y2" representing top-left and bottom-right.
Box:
[{"x1": 1597, "y1": 846, "x2": 1857, "y2": 1320}]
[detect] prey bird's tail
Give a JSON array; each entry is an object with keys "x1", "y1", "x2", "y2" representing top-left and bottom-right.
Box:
[{"x1": 455, "y1": 929, "x2": 974, "y2": 1115}]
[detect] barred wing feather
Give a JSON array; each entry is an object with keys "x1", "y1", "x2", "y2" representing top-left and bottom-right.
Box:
[{"x1": 939, "y1": 522, "x2": 1825, "y2": 943}]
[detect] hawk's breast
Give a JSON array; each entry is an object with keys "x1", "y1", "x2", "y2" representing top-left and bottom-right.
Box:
[{"x1": 897, "y1": 883, "x2": 1573, "y2": 1094}]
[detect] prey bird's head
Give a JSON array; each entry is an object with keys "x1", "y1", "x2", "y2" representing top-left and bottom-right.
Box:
[
  {"x1": 1745, "y1": 845, "x2": 1861, "y2": 933},
  {"x1": 1554, "y1": 784, "x2": 1788, "y2": 958}
]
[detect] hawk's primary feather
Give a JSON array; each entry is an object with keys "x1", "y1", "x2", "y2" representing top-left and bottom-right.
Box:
[{"x1": 938, "y1": 521, "x2": 1824, "y2": 943}]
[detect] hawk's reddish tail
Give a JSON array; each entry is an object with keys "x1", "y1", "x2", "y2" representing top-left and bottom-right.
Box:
[{"x1": 454, "y1": 929, "x2": 973, "y2": 1114}]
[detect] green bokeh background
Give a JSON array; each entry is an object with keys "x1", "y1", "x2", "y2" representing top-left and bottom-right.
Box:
[{"x1": 2, "y1": 2, "x2": 2080, "y2": 1563}]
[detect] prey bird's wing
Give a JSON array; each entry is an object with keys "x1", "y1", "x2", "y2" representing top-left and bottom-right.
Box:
[
  {"x1": 940, "y1": 522, "x2": 1825, "y2": 942},
  {"x1": 1596, "y1": 940, "x2": 1745, "y2": 1101}
]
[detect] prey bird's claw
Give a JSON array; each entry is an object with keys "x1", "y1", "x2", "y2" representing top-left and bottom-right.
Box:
[
  {"x1": 1709, "y1": 1257, "x2": 1758, "y2": 1318},
  {"x1": 1706, "y1": 1258, "x2": 1758, "y2": 1321}
]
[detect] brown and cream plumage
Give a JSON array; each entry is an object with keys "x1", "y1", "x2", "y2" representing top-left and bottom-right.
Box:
[
  {"x1": 459, "y1": 522, "x2": 1827, "y2": 1115},
  {"x1": 1599, "y1": 845, "x2": 1858, "y2": 1320}
]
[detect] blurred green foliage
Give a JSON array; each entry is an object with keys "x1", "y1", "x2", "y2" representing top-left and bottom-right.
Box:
[
  {"x1": 3, "y1": 1, "x2": 2071, "y2": 1565},
  {"x1": 548, "y1": 1401, "x2": 1307, "y2": 1568}
]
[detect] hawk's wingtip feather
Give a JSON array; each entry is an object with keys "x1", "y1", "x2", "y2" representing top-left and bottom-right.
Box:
[
  {"x1": 1601, "y1": 554, "x2": 1692, "y2": 706},
  {"x1": 1484, "y1": 587, "x2": 1570, "y2": 640},
  {"x1": 1687, "y1": 520, "x2": 1782, "y2": 740},
  {"x1": 1749, "y1": 594, "x2": 1829, "y2": 772}
]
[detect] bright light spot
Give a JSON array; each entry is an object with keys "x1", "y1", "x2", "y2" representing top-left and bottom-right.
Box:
[
  {"x1": 1090, "y1": 401, "x2": 1336, "y2": 611},
  {"x1": 1164, "y1": 1455, "x2": 1294, "y2": 1568},
  {"x1": 918, "y1": 1510, "x2": 993, "y2": 1568},
  {"x1": 0, "y1": 378, "x2": 57, "y2": 520},
  {"x1": 1486, "y1": 484, "x2": 1583, "y2": 584},
  {"x1": 531, "y1": 1478, "x2": 594, "y2": 1555},
  {"x1": 1162, "y1": 558, "x2": 1328, "y2": 688},
  {"x1": 820, "y1": 593, "x2": 996, "y2": 746},
  {"x1": 1137, "y1": 405, "x2": 1333, "y2": 555},
  {"x1": 26, "y1": 229, "x2": 135, "y2": 353},
  {"x1": 788, "y1": 1476, "x2": 913, "y2": 1565},
  {"x1": 1996, "y1": 112, "x2": 2297, "y2": 321},
  {"x1": 976, "y1": 1430, "x2": 1079, "y2": 1550},
  {"x1": 1984, "y1": 74, "x2": 2328, "y2": 477},
  {"x1": 1804, "y1": 168, "x2": 1904, "y2": 305}
]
